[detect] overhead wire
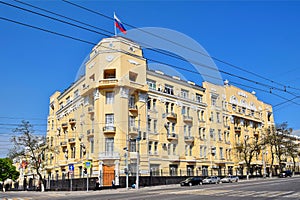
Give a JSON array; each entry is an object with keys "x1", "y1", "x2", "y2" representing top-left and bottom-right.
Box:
[
  {"x1": 4, "y1": 0, "x2": 299, "y2": 97},
  {"x1": 61, "y1": 0, "x2": 300, "y2": 93}
]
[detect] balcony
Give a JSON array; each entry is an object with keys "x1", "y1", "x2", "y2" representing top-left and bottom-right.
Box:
[
  {"x1": 69, "y1": 118, "x2": 76, "y2": 125},
  {"x1": 60, "y1": 141, "x2": 67, "y2": 146},
  {"x1": 103, "y1": 125, "x2": 116, "y2": 134},
  {"x1": 184, "y1": 136, "x2": 194, "y2": 142},
  {"x1": 68, "y1": 138, "x2": 76, "y2": 143},
  {"x1": 183, "y1": 115, "x2": 193, "y2": 123},
  {"x1": 129, "y1": 152, "x2": 137, "y2": 159},
  {"x1": 88, "y1": 106, "x2": 94, "y2": 114},
  {"x1": 167, "y1": 132, "x2": 178, "y2": 140},
  {"x1": 62, "y1": 123, "x2": 68, "y2": 129},
  {"x1": 234, "y1": 126, "x2": 241, "y2": 132},
  {"x1": 128, "y1": 104, "x2": 138, "y2": 113},
  {"x1": 98, "y1": 151, "x2": 120, "y2": 160},
  {"x1": 129, "y1": 126, "x2": 138, "y2": 137},
  {"x1": 166, "y1": 112, "x2": 177, "y2": 120},
  {"x1": 98, "y1": 79, "x2": 118, "y2": 88},
  {"x1": 87, "y1": 129, "x2": 94, "y2": 137}
]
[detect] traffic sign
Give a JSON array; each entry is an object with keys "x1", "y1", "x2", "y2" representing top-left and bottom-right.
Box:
[
  {"x1": 69, "y1": 164, "x2": 74, "y2": 171},
  {"x1": 85, "y1": 161, "x2": 91, "y2": 169}
]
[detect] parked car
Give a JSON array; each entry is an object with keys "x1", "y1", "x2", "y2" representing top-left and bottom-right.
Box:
[
  {"x1": 221, "y1": 175, "x2": 239, "y2": 183},
  {"x1": 202, "y1": 176, "x2": 220, "y2": 184},
  {"x1": 279, "y1": 170, "x2": 293, "y2": 178},
  {"x1": 180, "y1": 177, "x2": 203, "y2": 186}
]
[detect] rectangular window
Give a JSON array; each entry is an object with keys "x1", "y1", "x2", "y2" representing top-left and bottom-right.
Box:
[
  {"x1": 218, "y1": 129, "x2": 222, "y2": 141},
  {"x1": 104, "y1": 69, "x2": 116, "y2": 79},
  {"x1": 90, "y1": 138, "x2": 94, "y2": 154},
  {"x1": 173, "y1": 144, "x2": 176, "y2": 155},
  {"x1": 148, "y1": 142, "x2": 152, "y2": 154},
  {"x1": 130, "y1": 139, "x2": 136, "y2": 152},
  {"x1": 216, "y1": 112, "x2": 220, "y2": 123},
  {"x1": 74, "y1": 90, "x2": 79, "y2": 98},
  {"x1": 71, "y1": 144, "x2": 75, "y2": 159},
  {"x1": 196, "y1": 93, "x2": 203, "y2": 103},
  {"x1": 167, "y1": 144, "x2": 171, "y2": 155},
  {"x1": 211, "y1": 97, "x2": 217, "y2": 106},
  {"x1": 154, "y1": 142, "x2": 158, "y2": 154},
  {"x1": 200, "y1": 146, "x2": 203, "y2": 157},
  {"x1": 129, "y1": 95, "x2": 135, "y2": 108},
  {"x1": 153, "y1": 99, "x2": 157, "y2": 110},
  {"x1": 129, "y1": 116, "x2": 135, "y2": 127},
  {"x1": 153, "y1": 120, "x2": 157, "y2": 133},
  {"x1": 106, "y1": 92, "x2": 114, "y2": 104},
  {"x1": 105, "y1": 138, "x2": 114, "y2": 153},
  {"x1": 210, "y1": 112, "x2": 214, "y2": 122},
  {"x1": 147, "y1": 79, "x2": 156, "y2": 90},
  {"x1": 148, "y1": 119, "x2": 151, "y2": 132},
  {"x1": 220, "y1": 147, "x2": 223, "y2": 159},
  {"x1": 172, "y1": 123, "x2": 175, "y2": 133},
  {"x1": 105, "y1": 114, "x2": 114, "y2": 125},
  {"x1": 182, "y1": 106, "x2": 186, "y2": 115},
  {"x1": 204, "y1": 146, "x2": 207, "y2": 158},
  {"x1": 164, "y1": 84, "x2": 174, "y2": 95},
  {"x1": 129, "y1": 71, "x2": 137, "y2": 82},
  {"x1": 181, "y1": 89, "x2": 189, "y2": 99}
]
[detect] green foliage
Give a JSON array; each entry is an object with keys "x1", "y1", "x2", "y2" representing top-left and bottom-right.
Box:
[{"x1": 0, "y1": 158, "x2": 19, "y2": 181}]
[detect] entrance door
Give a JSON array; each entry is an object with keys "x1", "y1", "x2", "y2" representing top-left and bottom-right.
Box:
[{"x1": 103, "y1": 165, "x2": 115, "y2": 186}]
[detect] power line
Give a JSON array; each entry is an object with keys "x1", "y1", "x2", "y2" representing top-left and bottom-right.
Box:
[
  {"x1": 0, "y1": 16, "x2": 97, "y2": 45},
  {"x1": 1, "y1": 10, "x2": 300, "y2": 109},
  {"x1": 61, "y1": 0, "x2": 300, "y2": 93},
  {"x1": 3, "y1": 1, "x2": 299, "y2": 98}
]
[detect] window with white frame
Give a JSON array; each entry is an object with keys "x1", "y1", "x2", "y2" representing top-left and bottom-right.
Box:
[
  {"x1": 164, "y1": 84, "x2": 174, "y2": 95},
  {"x1": 130, "y1": 139, "x2": 136, "y2": 152},
  {"x1": 148, "y1": 142, "x2": 152, "y2": 154},
  {"x1": 153, "y1": 120, "x2": 157, "y2": 133},
  {"x1": 181, "y1": 89, "x2": 189, "y2": 99},
  {"x1": 147, "y1": 79, "x2": 156, "y2": 90},
  {"x1": 105, "y1": 114, "x2": 114, "y2": 125},
  {"x1": 90, "y1": 137, "x2": 94, "y2": 154},
  {"x1": 129, "y1": 116, "x2": 135, "y2": 127},
  {"x1": 106, "y1": 92, "x2": 114, "y2": 104},
  {"x1": 218, "y1": 129, "x2": 222, "y2": 141},
  {"x1": 196, "y1": 93, "x2": 203, "y2": 103},
  {"x1": 181, "y1": 106, "x2": 186, "y2": 115},
  {"x1": 154, "y1": 142, "x2": 158, "y2": 154},
  {"x1": 173, "y1": 144, "x2": 177, "y2": 155},
  {"x1": 216, "y1": 112, "x2": 221, "y2": 123},
  {"x1": 105, "y1": 138, "x2": 114, "y2": 153}
]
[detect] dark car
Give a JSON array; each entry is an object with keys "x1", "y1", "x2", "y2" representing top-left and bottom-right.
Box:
[
  {"x1": 180, "y1": 177, "x2": 203, "y2": 186},
  {"x1": 279, "y1": 170, "x2": 293, "y2": 178}
]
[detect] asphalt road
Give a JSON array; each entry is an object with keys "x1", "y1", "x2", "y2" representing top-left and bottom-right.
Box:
[{"x1": 1, "y1": 176, "x2": 300, "y2": 200}]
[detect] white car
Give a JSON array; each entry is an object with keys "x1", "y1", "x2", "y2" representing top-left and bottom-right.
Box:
[
  {"x1": 221, "y1": 175, "x2": 239, "y2": 183},
  {"x1": 202, "y1": 176, "x2": 220, "y2": 184}
]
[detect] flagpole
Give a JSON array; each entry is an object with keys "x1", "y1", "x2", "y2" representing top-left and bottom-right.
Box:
[{"x1": 114, "y1": 12, "x2": 117, "y2": 36}]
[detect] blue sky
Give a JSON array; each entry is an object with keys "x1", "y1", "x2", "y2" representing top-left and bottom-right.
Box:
[{"x1": 0, "y1": 0, "x2": 300, "y2": 157}]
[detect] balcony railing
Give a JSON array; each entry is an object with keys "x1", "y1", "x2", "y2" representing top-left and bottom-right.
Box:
[
  {"x1": 103, "y1": 125, "x2": 116, "y2": 133},
  {"x1": 184, "y1": 136, "x2": 194, "y2": 142},
  {"x1": 98, "y1": 151, "x2": 120, "y2": 160},
  {"x1": 166, "y1": 112, "x2": 177, "y2": 120},
  {"x1": 99, "y1": 79, "x2": 118, "y2": 88},
  {"x1": 183, "y1": 115, "x2": 193, "y2": 122},
  {"x1": 167, "y1": 132, "x2": 178, "y2": 140}
]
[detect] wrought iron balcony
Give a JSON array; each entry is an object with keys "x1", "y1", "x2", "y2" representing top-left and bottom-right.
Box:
[
  {"x1": 166, "y1": 112, "x2": 177, "y2": 120},
  {"x1": 184, "y1": 136, "x2": 195, "y2": 142},
  {"x1": 167, "y1": 132, "x2": 178, "y2": 140}
]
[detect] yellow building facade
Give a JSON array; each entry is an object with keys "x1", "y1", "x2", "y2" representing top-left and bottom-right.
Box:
[{"x1": 45, "y1": 37, "x2": 275, "y2": 186}]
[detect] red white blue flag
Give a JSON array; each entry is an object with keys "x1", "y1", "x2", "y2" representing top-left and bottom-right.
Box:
[{"x1": 114, "y1": 13, "x2": 127, "y2": 34}]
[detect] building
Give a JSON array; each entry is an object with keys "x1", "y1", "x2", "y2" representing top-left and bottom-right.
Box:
[{"x1": 45, "y1": 36, "x2": 276, "y2": 187}]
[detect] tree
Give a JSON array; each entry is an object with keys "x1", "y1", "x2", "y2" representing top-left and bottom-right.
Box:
[
  {"x1": 235, "y1": 135, "x2": 262, "y2": 177},
  {"x1": 8, "y1": 121, "x2": 54, "y2": 192},
  {"x1": 264, "y1": 122, "x2": 295, "y2": 174},
  {"x1": 0, "y1": 158, "x2": 19, "y2": 181}
]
